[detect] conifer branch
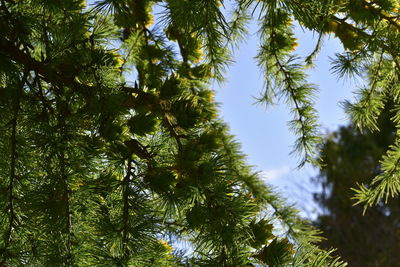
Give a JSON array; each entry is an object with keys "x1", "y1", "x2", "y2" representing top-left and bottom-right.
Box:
[
  {"x1": 289, "y1": 0, "x2": 398, "y2": 56},
  {"x1": 0, "y1": 1, "x2": 379, "y2": 264},
  {"x1": 273, "y1": 52, "x2": 320, "y2": 166},
  {"x1": 0, "y1": 38, "x2": 85, "y2": 89},
  {"x1": 344, "y1": 52, "x2": 385, "y2": 131},
  {"x1": 121, "y1": 159, "x2": 133, "y2": 258},
  {"x1": 1, "y1": 71, "x2": 28, "y2": 265},
  {"x1": 353, "y1": 136, "x2": 400, "y2": 212},
  {"x1": 57, "y1": 100, "x2": 74, "y2": 265},
  {"x1": 34, "y1": 75, "x2": 54, "y2": 118},
  {"x1": 362, "y1": 0, "x2": 400, "y2": 31},
  {"x1": 328, "y1": 16, "x2": 398, "y2": 57},
  {"x1": 256, "y1": 6, "x2": 321, "y2": 167},
  {"x1": 122, "y1": 86, "x2": 184, "y2": 152},
  {"x1": 162, "y1": 114, "x2": 183, "y2": 152},
  {"x1": 305, "y1": 32, "x2": 324, "y2": 66},
  {"x1": 122, "y1": 17, "x2": 184, "y2": 152}
]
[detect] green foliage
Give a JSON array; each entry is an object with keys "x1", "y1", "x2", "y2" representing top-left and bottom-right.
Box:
[
  {"x1": 255, "y1": 238, "x2": 295, "y2": 266},
  {"x1": 249, "y1": 219, "x2": 274, "y2": 248},
  {"x1": 313, "y1": 107, "x2": 400, "y2": 266},
  {"x1": 352, "y1": 138, "x2": 400, "y2": 210},
  {"x1": 256, "y1": 4, "x2": 322, "y2": 167},
  {"x1": 128, "y1": 113, "x2": 159, "y2": 136},
  {"x1": 0, "y1": 0, "x2": 349, "y2": 265},
  {"x1": 251, "y1": 0, "x2": 400, "y2": 210},
  {"x1": 2, "y1": 0, "x2": 400, "y2": 265}
]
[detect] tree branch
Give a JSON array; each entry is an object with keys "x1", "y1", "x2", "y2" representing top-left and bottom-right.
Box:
[
  {"x1": 121, "y1": 159, "x2": 133, "y2": 258},
  {"x1": 1, "y1": 71, "x2": 28, "y2": 265}
]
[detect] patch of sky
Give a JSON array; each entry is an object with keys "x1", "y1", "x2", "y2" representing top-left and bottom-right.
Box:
[{"x1": 214, "y1": 17, "x2": 356, "y2": 219}]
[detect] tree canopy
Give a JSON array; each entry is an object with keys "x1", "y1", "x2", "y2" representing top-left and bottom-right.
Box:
[
  {"x1": 0, "y1": 0, "x2": 399, "y2": 266},
  {"x1": 314, "y1": 106, "x2": 400, "y2": 266}
]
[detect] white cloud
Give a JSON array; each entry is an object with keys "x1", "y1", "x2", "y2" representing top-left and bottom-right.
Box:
[{"x1": 260, "y1": 166, "x2": 290, "y2": 181}]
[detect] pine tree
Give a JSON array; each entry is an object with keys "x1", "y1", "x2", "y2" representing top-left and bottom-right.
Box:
[
  {"x1": 0, "y1": 0, "x2": 350, "y2": 266},
  {"x1": 1, "y1": 0, "x2": 399, "y2": 265},
  {"x1": 314, "y1": 106, "x2": 400, "y2": 266}
]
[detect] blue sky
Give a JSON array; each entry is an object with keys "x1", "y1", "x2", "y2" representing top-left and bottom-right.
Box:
[{"x1": 214, "y1": 22, "x2": 356, "y2": 218}]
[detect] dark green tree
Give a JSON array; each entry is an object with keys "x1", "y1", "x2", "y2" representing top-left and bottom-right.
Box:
[{"x1": 314, "y1": 106, "x2": 400, "y2": 266}]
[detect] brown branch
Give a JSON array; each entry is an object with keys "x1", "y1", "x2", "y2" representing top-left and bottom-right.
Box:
[
  {"x1": 121, "y1": 159, "x2": 133, "y2": 258},
  {"x1": 124, "y1": 139, "x2": 153, "y2": 162},
  {"x1": 0, "y1": 37, "x2": 89, "y2": 90},
  {"x1": 363, "y1": 0, "x2": 400, "y2": 32},
  {"x1": 57, "y1": 100, "x2": 74, "y2": 265},
  {"x1": 330, "y1": 16, "x2": 398, "y2": 57},
  {"x1": 0, "y1": 38, "x2": 61, "y2": 84}
]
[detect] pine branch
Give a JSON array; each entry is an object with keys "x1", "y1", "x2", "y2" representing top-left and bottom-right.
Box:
[
  {"x1": 1, "y1": 71, "x2": 28, "y2": 265},
  {"x1": 362, "y1": 0, "x2": 400, "y2": 31},
  {"x1": 123, "y1": 17, "x2": 185, "y2": 152},
  {"x1": 121, "y1": 159, "x2": 133, "y2": 258},
  {"x1": 272, "y1": 53, "x2": 321, "y2": 166},
  {"x1": 227, "y1": 0, "x2": 250, "y2": 48},
  {"x1": 344, "y1": 52, "x2": 386, "y2": 131},
  {"x1": 352, "y1": 136, "x2": 400, "y2": 212},
  {"x1": 0, "y1": 38, "x2": 85, "y2": 89},
  {"x1": 255, "y1": 6, "x2": 321, "y2": 167},
  {"x1": 288, "y1": 0, "x2": 399, "y2": 57},
  {"x1": 122, "y1": 85, "x2": 184, "y2": 152},
  {"x1": 57, "y1": 98, "x2": 74, "y2": 265},
  {"x1": 305, "y1": 32, "x2": 324, "y2": 66},
  {"x1": 328, "y1": 15, "x2": 398, "y2": 57},
  {"x1": 0, "y1": 1, "x2": 368, "y2": 264}
]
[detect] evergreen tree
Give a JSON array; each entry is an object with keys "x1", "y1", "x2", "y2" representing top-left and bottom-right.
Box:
[
  {"x1": 0, "y1": 0, "x2": 348, "y2": 266},
  {"x1": 0, "y1": 0, "x2": 399, "y2": 265},
  {"x1": 314, "y1": 106, "x2": 400, "y2": 266}
]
